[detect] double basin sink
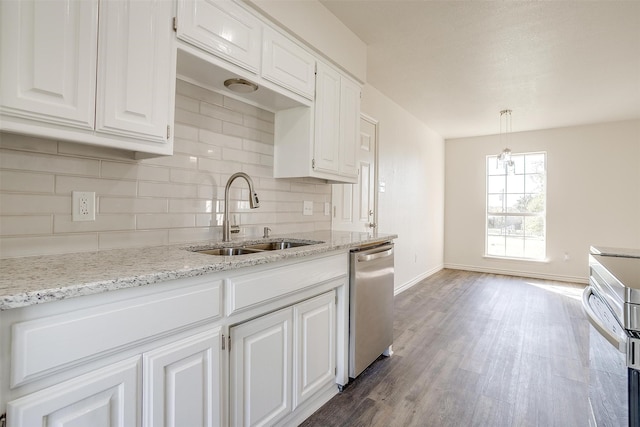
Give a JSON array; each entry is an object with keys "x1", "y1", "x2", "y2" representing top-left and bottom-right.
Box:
[{"x1": 193, "y1": 240, "x2": 322, "y2": 256}]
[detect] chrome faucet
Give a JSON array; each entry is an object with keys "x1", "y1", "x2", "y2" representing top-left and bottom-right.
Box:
[{"x1": 223, "y1": 172, "x2": 260, "y2": 242}]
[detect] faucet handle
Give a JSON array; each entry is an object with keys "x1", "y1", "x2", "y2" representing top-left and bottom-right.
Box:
[{"x1": 263, "y1": 227, "x2": 272, "y2": 238}]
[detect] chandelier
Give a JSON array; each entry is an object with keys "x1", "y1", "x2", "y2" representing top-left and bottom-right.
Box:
[{"x1": 497, "y1": 109, "x2": 514, "y2": 171}]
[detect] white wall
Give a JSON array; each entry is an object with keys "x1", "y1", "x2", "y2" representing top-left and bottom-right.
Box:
[
  {"x1": 362, "y1": 84, "x2": 445, "y2": 292},
  {"x1": 0, "y1": 80, "x2": 331, "y2": 258},
  {"x1": 444, "y1": 119, "x2": 640, "y2": 282}
]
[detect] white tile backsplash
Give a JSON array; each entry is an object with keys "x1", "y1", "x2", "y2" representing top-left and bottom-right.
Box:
[
  {"x1": 0, "y1": 79, "x2": 331, "y2": 258},
  {"x1": 0, "y1": 171, "x2": 55, "y2": 193}
]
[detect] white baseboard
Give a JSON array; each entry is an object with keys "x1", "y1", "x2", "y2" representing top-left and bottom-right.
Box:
[
  {"x1": 395, "y1": 264, "x2": 443, "y2": 295},
  {"x1": 443, "y1": 263, "x2": 588, "y2": 284}
]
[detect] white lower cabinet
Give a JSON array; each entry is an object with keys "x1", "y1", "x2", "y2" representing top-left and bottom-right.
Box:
[
  {"x1": 143, "y1": 328, "x2": 223, "y2": 427},
  {"x1": 293, "y1": 292, "x2": 336, "y2": 410},
  {"x1": 6, "y1": 327, "x2": 223, "y2": 427},
  {"x1": 230, "y1": 290, "x2": 336, "y2": 427},
  {"x1": 7, "y1": 356, "x2": 142, "y2": 427}
]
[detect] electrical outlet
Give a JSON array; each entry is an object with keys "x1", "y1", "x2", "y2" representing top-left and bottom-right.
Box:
[
  {"x1": 72, "y1": 191, "x2": 96, "y2": 222},
  {"x1": 303, "y1": 201, "x2": 313, "y2": 216}
]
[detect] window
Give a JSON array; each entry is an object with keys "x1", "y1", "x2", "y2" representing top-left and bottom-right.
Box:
[{"x1": 486, "y1": 152, "x2": 546, "y2": 260}]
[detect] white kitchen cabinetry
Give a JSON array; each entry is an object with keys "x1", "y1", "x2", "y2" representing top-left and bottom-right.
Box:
[
  {"x1": 230, "y1": 290, "x2": 336, "y2": 427},
  {"x1": 1, "y1": 276, "x2": 223, "y2": 427},
  {"x1": 143, "y1": 328, "x2": 223, "y2": 427},
  {"x1": 96, "y1": 0, "x2": 175, "y2": 146},
  {"x1": 293, "y1": 292, "x2": 336, "y2": 409},
  {"x1": 274, "y1": 61, "x2": 361, "y2": 184},
  {"x1": 0, "y1": 0, "x2": 98, "y2": 130},
  {"x1": 230, "y1": 308, "x2": 293, "y2": 427},
  {"x1": 0, "y1": 0, "x2": 175, "y2": 156},
  {"x1": 0, "y1": 252, "x2": 350, "y2": 426},
  {"x1": 176, "y1": 0, "x2": 262, "y2": 73},
  {"x1": 262, "y1": 26, "x2": 316, "y2": 100},
  {"x1": 7, "y1": 357, "x2": 141, "y2": 427}
]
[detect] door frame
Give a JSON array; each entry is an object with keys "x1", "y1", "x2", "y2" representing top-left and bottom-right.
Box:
[{"x1": 361, "y1": 112, "x2": 379, "y2": 231}]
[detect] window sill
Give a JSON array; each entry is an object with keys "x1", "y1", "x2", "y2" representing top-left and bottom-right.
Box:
[{"x1": 483, "y1": 255, "x2": 550, "y2": 264}]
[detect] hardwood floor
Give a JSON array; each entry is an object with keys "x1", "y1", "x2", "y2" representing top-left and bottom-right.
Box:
[{"x1": 301, "y1": 269, "x2": 590, "y2": 427}]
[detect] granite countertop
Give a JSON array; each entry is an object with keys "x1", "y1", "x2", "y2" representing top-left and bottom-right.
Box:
[{"x1": 0, "y1": 230, "x2": 396, "y2": 311}]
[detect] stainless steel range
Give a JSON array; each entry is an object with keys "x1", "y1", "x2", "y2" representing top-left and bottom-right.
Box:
[{"x1": 583, "y1": 246, "x2": 640, "y2": 426}]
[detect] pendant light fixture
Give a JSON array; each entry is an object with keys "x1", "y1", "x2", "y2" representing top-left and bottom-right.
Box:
[{"x1": 497, "y1": 109, "x2": 515, "y2": 172}]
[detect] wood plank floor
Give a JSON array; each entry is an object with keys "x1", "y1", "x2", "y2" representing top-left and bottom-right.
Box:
[{"x1": 301, "y1": 269, "x2": 590, "y2": 427}]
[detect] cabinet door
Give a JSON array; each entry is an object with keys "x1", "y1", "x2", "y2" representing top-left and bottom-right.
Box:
[
  {"x1": 293, "y1": 291, "x2": 336, "y2": 409},
  {"x1": 143, "y1": 328, "x2": 222, "y2": 427},
  {"x1": 176, "y1": 0, "x2": 261, "y2": 73},
  {"x1": 96, "y1": 0, "x2": 175, "y2": 145},
  {"x1": 7, "y1": 357, "x2": 141, "y2": 427},
  {"x1": 339, "y1": 77, "x2": 361, "y2": 179},
  {"x1": 0, "y1": 0, "x2": 98, "y2": 130},
  {"x1": 262, "y1": 26, "x2": 315, "y2": 100},
  {"x1": 313, "y1": 62, "x2": 341, "y2": 175},
  {"x1": 230, "y1": 308, "x2": 293, "y2": 427}
]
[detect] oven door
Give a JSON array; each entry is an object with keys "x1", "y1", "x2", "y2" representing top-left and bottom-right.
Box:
[{"x1": 582, "y1": 285, "x2": 629, "y2": 426}]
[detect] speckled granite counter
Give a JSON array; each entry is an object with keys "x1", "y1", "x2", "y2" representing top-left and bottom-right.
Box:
[{"x1": 0, "y1": 230, "x2": 396, "y2": 311}]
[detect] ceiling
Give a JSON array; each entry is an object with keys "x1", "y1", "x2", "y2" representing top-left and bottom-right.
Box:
[{"x1": 320, "y1": 0, "x2": 640, "y2": 139}]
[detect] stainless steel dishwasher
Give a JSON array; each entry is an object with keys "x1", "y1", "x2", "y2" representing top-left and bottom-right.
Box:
[{"x1": 349, "y1": 242, "x2": 395, "y2": 378}]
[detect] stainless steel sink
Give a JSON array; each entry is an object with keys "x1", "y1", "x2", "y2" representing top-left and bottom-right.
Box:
[
  {"x1": 244, "y1": 241, "x2": 313, "y2": 251},
  {"x1": 191, "y1": 240, "x2": 323, "y2": 256},
  {"x1": 195, "y1": 247, "x2": 263, "y2": 256}
]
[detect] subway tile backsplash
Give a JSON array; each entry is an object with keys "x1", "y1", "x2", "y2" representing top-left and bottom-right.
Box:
[{"x1": 0, "y1": 79, "x2": 331, "y2": 258}]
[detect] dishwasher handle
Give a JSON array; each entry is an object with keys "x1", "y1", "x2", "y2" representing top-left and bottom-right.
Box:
[{"x1": 356, "y1": 244, "x2": 394, "y2": 262}]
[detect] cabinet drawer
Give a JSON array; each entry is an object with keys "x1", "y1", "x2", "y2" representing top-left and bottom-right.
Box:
[
  {"x1": 11, "y1": 277, "x2": 221, "y2": 387},
  {"x1": 227, "y1": 253, "x2": 347, "y2": 315}
]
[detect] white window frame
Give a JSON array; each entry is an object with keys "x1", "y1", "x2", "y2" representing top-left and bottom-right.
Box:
[{"x1": 485, "y1": 151, "x2": 547, "y2": 261}]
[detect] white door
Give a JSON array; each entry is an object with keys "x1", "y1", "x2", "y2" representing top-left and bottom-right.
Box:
[
  {"x1": 7, "y1": 357, "x2": 141, "y2": 427},
  {"x1": 293, "y1": 291, "x2": 336, "y2": 409},
  {"x1": 143, "y1": 328, "x2": 222, "y2": 427},
  {"x1": 0, "y1": 0, "x2": 98, "y2": 129},
  {"x1": 332, "y1": 114, "x2": 378, "y2": 232},
  {"x1": 230, "y1": 308, "x2": 293, "y2": 427},
  {"x1": 96, "y1": 0, "x2": 174, "y2": 144}
]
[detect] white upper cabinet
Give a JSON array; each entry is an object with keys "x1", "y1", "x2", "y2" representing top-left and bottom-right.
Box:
[
  {"x1": 338, "y1": 76, "x2": 360, "y2": 178},
  {"x1": 0, "y1": 0, "x2": 98, "y2": 130},
  {"x1": 176, "y1": 0, "x2": 262, "y2": 73},
  {"x1": 262, "y1": 26, "x2": 316, "y2": 100},
  {"x1": 96, "y1": 0, "x2": 175, "y2": 145},
  {"x1": 274, "y1": 61, "x2": 361, "y2": 184},
  {"x1": 0, "y1": 0, "x2": 176, "y2": 156},
  {"x1": 313, "y1": 62, "x2": 342, "y2": 176}
]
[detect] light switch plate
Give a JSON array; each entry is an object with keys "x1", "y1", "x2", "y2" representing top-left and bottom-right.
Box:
[
  {"x1": 324, "y1": 202, "x2": 330, "y2": 216},
  {"x1": 303, "y1": 201, "x2": 313, "y2": 216}
]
